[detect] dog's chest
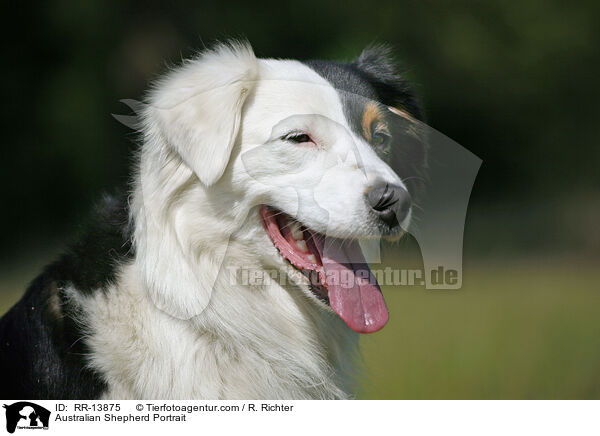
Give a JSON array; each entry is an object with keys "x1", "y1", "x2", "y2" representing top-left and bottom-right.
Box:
[{"x1": 80, "y1": 265, "x2": 356, "y2": 400}]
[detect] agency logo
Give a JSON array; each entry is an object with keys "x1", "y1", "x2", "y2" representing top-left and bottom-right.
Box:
[{"x1": 2, "y1": 402, "x2": 50, "y2": 434}]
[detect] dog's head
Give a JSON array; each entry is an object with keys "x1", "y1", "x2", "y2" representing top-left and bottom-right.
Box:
[{"x1": 140, "y1": 42, "x2": 426, "y2": 332}]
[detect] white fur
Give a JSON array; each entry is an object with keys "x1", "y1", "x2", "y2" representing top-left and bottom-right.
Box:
[{"x1": 71, "y1": 42, "x2": 408, "y2": 399}]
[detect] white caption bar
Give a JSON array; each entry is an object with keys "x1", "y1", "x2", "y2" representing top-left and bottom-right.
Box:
[{"x1": 1, "y1": 400, "x2": 598, "y2": 436}]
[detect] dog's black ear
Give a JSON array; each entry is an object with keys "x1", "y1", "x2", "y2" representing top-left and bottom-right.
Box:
[
  {"x1": 353, "y1": 45, "x2": 424, "y2": 121},
  {"x1": 145, "y1": 42, "x2": 258, "y2": 186},
  {"x1": 354, "y1": 45, "x2": 399, "y2": 84}
]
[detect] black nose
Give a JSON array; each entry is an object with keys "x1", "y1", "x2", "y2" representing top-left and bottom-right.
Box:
[{"x1": 366, "y1": 182, "x2": 411, "y2": 227}]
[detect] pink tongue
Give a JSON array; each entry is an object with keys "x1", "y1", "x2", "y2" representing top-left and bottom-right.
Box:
[{"x1": 314, "y1": 236, "x2": 389, "y2": 333}]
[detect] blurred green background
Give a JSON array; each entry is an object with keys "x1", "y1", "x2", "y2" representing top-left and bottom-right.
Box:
[{"x1": 1, "y1": 0, "x2": 599, "y2": 398}]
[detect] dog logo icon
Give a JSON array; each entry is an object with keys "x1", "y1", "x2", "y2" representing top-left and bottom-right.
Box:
[{"x1": 3, "y1": 402, "x2": 50, "y2": 433}]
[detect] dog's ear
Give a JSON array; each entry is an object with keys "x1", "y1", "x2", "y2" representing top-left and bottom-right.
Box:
[
  {"x1": 353, "y1": 44, "x2": 424, "y2": 122},
  {"x1": 135, "y1": 42, "x2": 258, "y2": 320},
  {"x1": 146, "y1": 42, "x2": 258, "y2": 186}
]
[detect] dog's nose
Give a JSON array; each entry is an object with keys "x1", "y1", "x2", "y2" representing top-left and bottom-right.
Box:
[{"x1": 366, "y1": 182, "x2": 411, "y2": 227}]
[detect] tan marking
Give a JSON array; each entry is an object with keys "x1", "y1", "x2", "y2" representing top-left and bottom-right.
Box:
[
  {"x1": 388, "y1": 106, "x2": 423, "y2": 139},
  {"x1": 383, "y1": 230, "x2": 407, "y2": 242},
  {"x1": 361, "y1": 102, "x2": 382, "y2": 142},
  {"x1": 388, "y1": 106, "x2": 416, "y2": 122}
]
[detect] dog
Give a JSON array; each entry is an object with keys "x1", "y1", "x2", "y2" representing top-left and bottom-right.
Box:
[{"x1": 0, "y1": 41, "x2": 425, "y2": 399}]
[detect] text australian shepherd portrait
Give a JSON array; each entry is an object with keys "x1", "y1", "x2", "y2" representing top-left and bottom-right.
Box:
[{"x1": 0, "y1": 41, "x2": 427, "y2": 399}]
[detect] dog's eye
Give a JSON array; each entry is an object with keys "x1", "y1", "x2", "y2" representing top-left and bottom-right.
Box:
[
  {"x1": 372, "y1": 131, "x2": 391, "y2": 147},
  {"x1": 283, "y1": 133, "x2": 313, "y2": 144}
]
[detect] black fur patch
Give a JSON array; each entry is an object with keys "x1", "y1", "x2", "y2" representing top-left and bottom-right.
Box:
[
  {"x1": 304, "y1": 45, "x2": 423, "y2": 128},
  {"x1": 304, "y1": 46, "x2": 427, "y2": 195},
  {"x1": 51, "y1": 193, "x2": 133, "y2": 295},
  {"x1": 0, "y1": 193, "x2": 133, "y2": 399}
]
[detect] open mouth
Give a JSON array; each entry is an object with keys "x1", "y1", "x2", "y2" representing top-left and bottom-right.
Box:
[{"x1": 260, "y1": 205, "x2": 389, "y2": 333}]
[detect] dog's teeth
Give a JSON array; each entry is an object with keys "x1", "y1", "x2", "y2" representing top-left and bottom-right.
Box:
[
  {"x1": 290, "y1": 222, "x2": 304, "y2": 241},
  {"x1": 296, "y1": 240, "x2": 308, "y2": 252},
  {"x1": 307, "y1": 254, "x2": 317, "y2": 263}
]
